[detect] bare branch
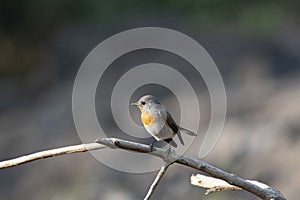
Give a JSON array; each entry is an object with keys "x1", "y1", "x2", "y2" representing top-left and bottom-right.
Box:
[
  {"x1": 0, "y1": 143, "x2": 106, "y2": 169},
  {"x1": 144, "y1": 162, "x2": 170, "y2": 200},
  {"x1": 96, "y1": 138, "x2": 286, "y2": 200},
  {"x1": 0, "y1": 138, "x2": 286, "y2": 200},
  {"x1": 191, "y1": 174, "x2": 269, "y2": 195}
]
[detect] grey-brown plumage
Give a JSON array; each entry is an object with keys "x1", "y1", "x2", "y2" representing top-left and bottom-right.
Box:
[{"x1": 131, "y1": 95, "x2": 197, "y2": 148}]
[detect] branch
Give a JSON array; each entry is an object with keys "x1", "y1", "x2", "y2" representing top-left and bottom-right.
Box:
[
  {"x1": 96, "y1": 138, "x2": 286, "y2": 200},
  {"x1": 0, "y1": 143, "x2": 106, "y2": 169},
  {"x1": 191, "y1": 174, "x2": 269, "y2": 195},
  {"x1": 0, "y1": 138, "x2": 286, "y2": 200},
  {"x1": 144, "y1": 162, "x2": 170, "y2": 200}
]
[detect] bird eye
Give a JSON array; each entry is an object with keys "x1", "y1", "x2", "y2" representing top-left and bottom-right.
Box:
[{"x1": 141, "y1": 101, "x2": 146, "y2": 105}]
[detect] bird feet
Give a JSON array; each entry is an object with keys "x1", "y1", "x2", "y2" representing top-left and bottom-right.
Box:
[{"x1": 149, "y1": 140, "x2": 157, "y2": 152}]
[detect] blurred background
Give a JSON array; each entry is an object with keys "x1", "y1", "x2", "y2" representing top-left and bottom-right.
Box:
[{"x1": 1, "y1": 0, "x2": 300, "y2": 199}]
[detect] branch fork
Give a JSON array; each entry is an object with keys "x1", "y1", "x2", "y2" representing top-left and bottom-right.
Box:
[{"x1": 0, "y1": 137, "x2": 286, "y2": 200}]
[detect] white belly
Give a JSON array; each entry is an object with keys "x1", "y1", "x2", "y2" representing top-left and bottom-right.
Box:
[{"x1": 144, "y1": 122, "x2": 175, "y2": 140}]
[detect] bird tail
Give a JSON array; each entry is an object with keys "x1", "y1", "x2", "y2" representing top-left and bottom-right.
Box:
[
  {"x1": 164, "y1": 138, "x2": 178, "y2": 147},
  {"x1": 169, "y1": 128, "x2": 196, "y2": 147},
  {"x1": 179, "y1": 127, "x2": 197, "y2": 136}
]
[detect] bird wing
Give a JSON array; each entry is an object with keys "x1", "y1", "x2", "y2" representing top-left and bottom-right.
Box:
[{"x1": 166, "y1": 111, "x2": 184, "y2": 145}]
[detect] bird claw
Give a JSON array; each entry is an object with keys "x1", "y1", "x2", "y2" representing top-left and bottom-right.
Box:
[{"x1": 149, "y1": 141, "x2": 157, "y2": 152}]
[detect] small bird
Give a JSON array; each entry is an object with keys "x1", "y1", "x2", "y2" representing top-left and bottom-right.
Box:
[{"x1": 131, "y1": 95, "x2": 196, "y2": 148}]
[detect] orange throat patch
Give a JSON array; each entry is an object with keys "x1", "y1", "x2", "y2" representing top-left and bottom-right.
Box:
[{"x1": 141, "y1": 111, "x2": 156, "y2": 126}]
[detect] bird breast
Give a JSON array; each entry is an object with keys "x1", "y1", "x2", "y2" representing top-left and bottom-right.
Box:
[{"x1": 141, "y1": 111, "x2": 156, "y2": 126}]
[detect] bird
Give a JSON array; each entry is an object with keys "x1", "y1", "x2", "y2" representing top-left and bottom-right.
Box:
[{"x1": 131, "y1": 95, "x2": 197, "y2": 149}]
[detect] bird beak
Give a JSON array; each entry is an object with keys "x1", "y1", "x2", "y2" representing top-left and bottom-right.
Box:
[{"x1": 131, "y1": 102, "x2": 139, "y2": 106}]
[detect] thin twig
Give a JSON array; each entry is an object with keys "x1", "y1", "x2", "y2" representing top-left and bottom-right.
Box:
[
  {"x1": 144, "y1": 162, "x2": 170, "y2": 200},
  {"x1": 0, "y1": 138, "x2": 286, "y2": 200},
  {"x1": 0, "y1": 143, "x2": 106, "y2": 169}
]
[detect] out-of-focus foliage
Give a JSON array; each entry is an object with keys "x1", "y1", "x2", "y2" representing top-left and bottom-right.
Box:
[
  {"x1": 0, "y1": 0, "x2": 299, "y2": 77},
  {"x1": 1, "y1": 0, "x2": 298, "y2": 34}
]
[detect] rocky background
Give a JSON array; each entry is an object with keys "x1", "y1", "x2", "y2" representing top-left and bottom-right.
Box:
[{"x1": 1, "y1": 1, "x2": 300, "y2": 199}]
